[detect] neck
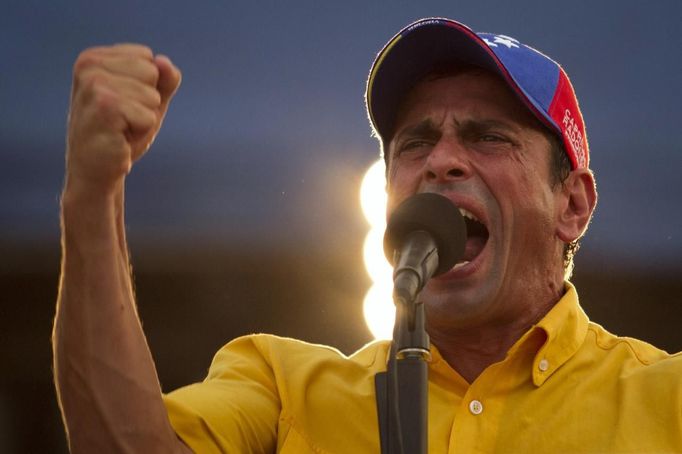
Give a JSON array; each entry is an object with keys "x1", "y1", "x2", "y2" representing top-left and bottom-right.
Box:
[
  {"x1": 428, "y1": 281, "x2": 565, "y2": 383},
  {"x1": 430, "y1": 319, "x2": 537, "y2": 383}
]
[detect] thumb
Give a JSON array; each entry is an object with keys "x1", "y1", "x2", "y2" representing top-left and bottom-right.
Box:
[{"x1": 154, "y1": 54, "x2": 182, "y2": 115}]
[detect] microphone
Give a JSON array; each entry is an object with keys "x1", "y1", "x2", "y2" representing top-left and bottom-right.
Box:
[{"x1": 383, "y1": 193, "x2": 466, "y2": 306}]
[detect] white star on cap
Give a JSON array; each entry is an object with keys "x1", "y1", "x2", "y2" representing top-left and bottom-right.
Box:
[
  {"x1": 493, "y1": 35, "x2": 519, "y2": 49},
  {"x1": 483, "y1": 34, "x2": 520, "y2": 49},
  {"x1": 483, "y1": 37, "x2": 498, "y2": 47}
]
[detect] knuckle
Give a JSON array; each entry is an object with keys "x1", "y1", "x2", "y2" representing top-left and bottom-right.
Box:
[
  {"x1": 75, "y1": 70, "x2": 108, "y2": 100},
  {"x1": 76, "y1": 79, "x2": 119, "y2": 119},
  {"x1": 139, "y1": 107, "x2": 158, "y2": 130},
  {"x1": 78, "y1": 69, "x2": 103, "y2": 88},
  {"x1": 73, "y1": 51, "x2": 99, "y2": 75},
  {"x1": 146, "y1": 86, "x2": 162, "y2": 107},
  {"x1": 142, "y1": 61, "x2": 160, "y2": 85},
  {"x1": 91, "y1": 86, "x2": 116, "y2": 111},
  {"x1": 115, "y1": 43, "x2": 153, "y2": 58},
  {"x1": 137, "y1": 45, "x2": 154, "y2": 58}
]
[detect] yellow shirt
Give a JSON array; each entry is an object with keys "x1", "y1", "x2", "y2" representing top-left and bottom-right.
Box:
[{"x1": 163, "y1": 284, "x2": 682, "y2": 453}]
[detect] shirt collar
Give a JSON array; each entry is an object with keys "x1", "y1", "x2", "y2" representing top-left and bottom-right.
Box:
[
  {"x1": 427, "y1": 282, "x2": 588, "y2": 387},
  {"x1": 528, "y1": 281, "x2": 589, "y2": 386}
]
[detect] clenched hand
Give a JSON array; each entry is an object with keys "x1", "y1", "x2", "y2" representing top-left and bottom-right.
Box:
[{"x1": 65, "y1": 44, "x2": 181, "y2": 194}]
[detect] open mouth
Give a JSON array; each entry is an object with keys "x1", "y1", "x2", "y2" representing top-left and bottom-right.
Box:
[{"x1": 455, "y1": 208, "x2": 489, "y2": 268}]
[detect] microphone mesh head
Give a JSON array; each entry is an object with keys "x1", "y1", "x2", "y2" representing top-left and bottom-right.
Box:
[{"x1": 384, "y1": 193, "x2": 466, "y2": 275}]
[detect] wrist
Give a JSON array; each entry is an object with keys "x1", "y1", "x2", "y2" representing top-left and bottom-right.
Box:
[
  {"x1": 61, "y1": 175, "x2": 125, "y2": 235},
  {"x1": 62, "y1": 173, "x2": 124, "y2": 206}
]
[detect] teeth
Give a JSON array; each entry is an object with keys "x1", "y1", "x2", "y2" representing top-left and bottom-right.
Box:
[
  {"x1": 453, "y1": 261, "x2": 470, "y2": 270},
  {"x1": 458, "y1": 208, "x2": 479, "y2": 222}
]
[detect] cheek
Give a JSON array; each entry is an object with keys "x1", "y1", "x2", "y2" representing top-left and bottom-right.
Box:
[
  {"x1": 507, "y1": 181, "x2": 558, "y2": 240},
  {"x1": 478, "y1": 165, "x2": 554, "y2": 231},
  {"x1": 385, "y1": 161, "x2": 416, "y2": 211},
  {"x1": 385, "y1": 185, "x2": 406, "y2": 215}
]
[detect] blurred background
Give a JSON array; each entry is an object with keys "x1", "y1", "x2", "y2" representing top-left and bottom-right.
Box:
[{"x1": 2, "y1": 1, "x2": 681, "y2": 451}]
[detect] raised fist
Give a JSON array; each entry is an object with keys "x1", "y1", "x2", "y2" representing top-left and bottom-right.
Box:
[{"x1": 65, "y1": 44, "x2": 181, "y2": 193}]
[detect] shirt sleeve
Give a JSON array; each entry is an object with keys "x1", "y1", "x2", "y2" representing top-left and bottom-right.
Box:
[{"x1": 162, "y1": 335, "x2": 281, "y2": 453}]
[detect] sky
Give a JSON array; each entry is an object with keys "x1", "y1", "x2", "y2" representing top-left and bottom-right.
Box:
[{"x1": 2, "y1": 0, "x2": 681, "y2": 270}]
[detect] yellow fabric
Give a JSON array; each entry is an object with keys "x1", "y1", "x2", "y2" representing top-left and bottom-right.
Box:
[{"x1": 163, "y1": 283, "x2": 682, "y2": 453}]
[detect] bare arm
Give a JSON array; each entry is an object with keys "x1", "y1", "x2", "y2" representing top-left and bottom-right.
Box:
[{"x1": 52, "y1": 44, "x2": 191, "y2": 453}]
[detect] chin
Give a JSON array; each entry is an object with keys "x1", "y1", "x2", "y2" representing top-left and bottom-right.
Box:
[{"x1": 421, "y1": 281, "x2": 498, "y2": 330}]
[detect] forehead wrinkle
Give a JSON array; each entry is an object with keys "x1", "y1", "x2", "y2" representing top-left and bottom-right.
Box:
[
  {"x1": 403, "y1": 72, "x2": 543, "y2": 129},
  {"x1": 397, "y1": 118, "x2": 441, "y2": 139},
  {"x1": 457, "y1": 118, "x2": 523, "y2": 135},
  {"x1": 397, "y1": 114, "x2": 523, "y2": 142}
]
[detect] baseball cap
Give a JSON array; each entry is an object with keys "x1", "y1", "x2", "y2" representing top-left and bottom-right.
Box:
[{"x1": 366, "y1": 18, "x2": 589, "y2": 169}]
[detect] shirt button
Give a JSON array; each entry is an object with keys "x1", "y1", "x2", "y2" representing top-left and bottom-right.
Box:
[
  {"x1": 538, "y1": 359, "x2": 549, "y2": 372},
  {"x1": 469, "y1": 400, "x2": 483, "y2": 415}
]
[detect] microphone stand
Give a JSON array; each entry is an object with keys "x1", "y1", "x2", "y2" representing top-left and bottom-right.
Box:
[
  {"x1": 385, "y1": 231, "x2": 434, "y2": 454},
  {"x1": 387, "y1": 295, "x2": 429, "y2": 454}
]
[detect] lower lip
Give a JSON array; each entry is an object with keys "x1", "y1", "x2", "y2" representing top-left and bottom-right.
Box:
[{"x1": 435, "y1": 240, "x2": 488, "y2": 280}]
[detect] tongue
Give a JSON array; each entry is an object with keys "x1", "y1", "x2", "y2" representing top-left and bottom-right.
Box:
[{"x1": 461, "y1": 236, "x2": 486, "y2": 262}]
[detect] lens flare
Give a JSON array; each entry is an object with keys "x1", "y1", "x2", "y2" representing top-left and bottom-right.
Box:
[
  {"x1": 362, "y1": 227, "x2": 392, "y2": 283},
  {"x1": 360, "y1": 159, "x2": 388, "y2": 228},
  {"x1": 363, "y1": 281, "x2": 395, "y2": 340},
  {"x1": 359, "y1": 159, "x2": 394, "y2": 339}
]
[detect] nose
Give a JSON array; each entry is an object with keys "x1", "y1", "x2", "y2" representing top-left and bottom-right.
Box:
[{"x1": 423, "y1": 137, "x2": 472, "y2": 182}]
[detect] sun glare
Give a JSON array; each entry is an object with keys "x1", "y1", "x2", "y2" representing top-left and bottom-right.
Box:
[{"x1": 360, "y1": 159, "x2": 394, "y2": 340}]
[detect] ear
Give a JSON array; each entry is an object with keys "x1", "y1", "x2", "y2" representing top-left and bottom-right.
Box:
[{"x1": 555, "y1": 169, "x2": 597, "y2": 243}]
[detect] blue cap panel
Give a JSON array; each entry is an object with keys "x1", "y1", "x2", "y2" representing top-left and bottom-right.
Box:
[{"x1": 477, "y1": 33, "x2": 560, "y2": 112}]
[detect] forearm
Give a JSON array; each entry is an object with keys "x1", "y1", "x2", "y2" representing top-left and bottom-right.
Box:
[{"x1": 53, "y1": 182, "x2": 187, "y2": 453}]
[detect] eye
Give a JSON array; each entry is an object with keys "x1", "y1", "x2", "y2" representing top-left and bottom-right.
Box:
[
  {"x1": 467, "y1": 130, "x2": 517, "y2": 155},
  {"x1": 394, "y1": 139, "x2": 433, "y2": 157},
  {"x1": 478, "y1": 133, "x2": 507, "y2": 143},
  {"x1": 402, "y1": 139, "x2": 431, "y2": 149}
]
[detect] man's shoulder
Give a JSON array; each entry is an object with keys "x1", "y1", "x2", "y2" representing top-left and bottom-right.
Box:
[
  {"x1": 216, "y1": 333, "x2": 391, "y2": 371},
  {"x1": 584, "y1": 321, "x2": 682, "y2": 373}
]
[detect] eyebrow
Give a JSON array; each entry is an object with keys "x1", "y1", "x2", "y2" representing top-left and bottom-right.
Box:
[
  {"x1": 460, "y1": 119, "x2": 519, "y2": 131},
  {"x1": 393, "y1": 119, "x2": 441, "y2": 141},
  {"x1": 458, "y1": 118, "x2": 521, "y2": 134},
  {"x1": 394, "y1": 117, "x2": 521, "y2": 141}
]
